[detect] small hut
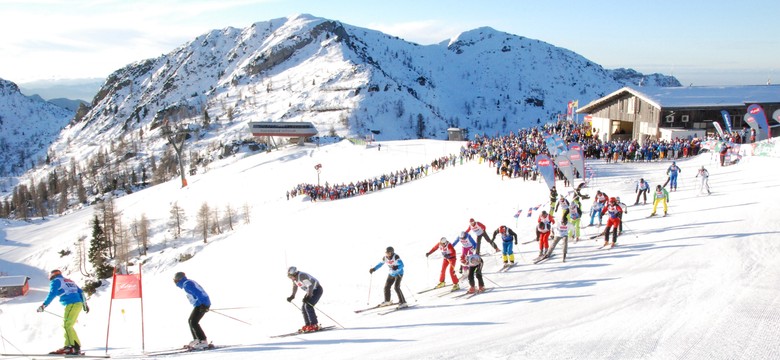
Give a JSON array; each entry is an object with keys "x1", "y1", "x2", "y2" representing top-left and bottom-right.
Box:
[{"x1": 0, "y1": 276, "x2": 31, "y2": 298}]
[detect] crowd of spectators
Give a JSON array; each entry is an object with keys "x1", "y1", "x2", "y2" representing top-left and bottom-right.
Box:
[{"x1": 287, "y1": 119, "x2": 722, "y2": 201}]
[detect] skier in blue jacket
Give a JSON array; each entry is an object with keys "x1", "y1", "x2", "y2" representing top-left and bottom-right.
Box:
[
  {"x1": 370, "y1": 246, "x2": 407, "y2": 308},
  {"x1": 664, "y1": 162, "x2": 682, "y2": 191},
  {"x1": 38, "y1": 269, "x2": 89, "y2": 355},
  {"x1": 635, "y1": 178, "x2": 650, "y2": 205},
  {"x1": 174, "y1": 272, "x2": 211, "y2": 350}
]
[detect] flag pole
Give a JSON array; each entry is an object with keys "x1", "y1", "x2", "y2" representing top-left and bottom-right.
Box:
[
  {"x1": 104, "y1": 270, "x2": 116, "y2": 354},
  {"x1": 139, "y1": 265, "x2": 145, "y2": 352}
]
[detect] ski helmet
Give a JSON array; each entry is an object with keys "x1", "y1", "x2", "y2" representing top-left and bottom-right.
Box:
[
  {"x1": 469, "y1": 218, "x2": 476, "y2": 224},
  {"x1": 173, "y1": 271, "x2": 185, "y2": 282},
  {"x1": 440, "y1": 237, "x2": 448, "y2": 245},
  {"x1": 468, "y1": 255, "x2": 481, "y2": 266},
  {"x1": 541, "y1": 210, "x2": 548, "y2": 216},
  {"x1": 499, "y1": 226, "x2": 507, "y2": 233},
  {"x1": 287, "y1": 266, "x2": 297, "y2": 277},
  {"x1": 386, "y1": 246, "x2": 395, "y2": 254},
  {"x1": 49, "y1": 269, "x2": 62, "y2": 280},
  {"x1": 460, "y1": 231, "x2": 467, "y2": 239},
  {"x1": 609, "y1": 197, "x2": 616, "y2": 203},
  {"x1": 640, "y1": 178, "x2": 644, "y2": 182}
]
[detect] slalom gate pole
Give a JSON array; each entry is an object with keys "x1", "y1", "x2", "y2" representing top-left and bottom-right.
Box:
[
  {"x1": 305, "y1": 302, "x2": 345, "y2": 329},
  {"x1": 209, "y1": 309, "x2": 252, "y2": 326},
  {"x1": 366, "y1": 274, "x2": 373, "y2": 305}
]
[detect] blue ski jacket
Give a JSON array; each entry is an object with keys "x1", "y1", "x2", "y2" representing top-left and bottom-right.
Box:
[
  {"x1": 43, "y1": 275, "x2": 84, "y2": 307},
  {"x1": 175, "y1": 276, "x2": 211, "y2": 307}
]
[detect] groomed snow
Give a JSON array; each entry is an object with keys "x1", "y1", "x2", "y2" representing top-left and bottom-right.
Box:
[{"x1": 1, "y1": 139, "x2": 779, "y2": 360}]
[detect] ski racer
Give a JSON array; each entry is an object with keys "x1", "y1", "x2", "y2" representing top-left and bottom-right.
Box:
[
  {"x1": 287, "y1": 267, "x2": 323, "y2": 333},
  {"x1": 38, "y1": 269, "x2": 89, "y2": 355},
  {"x1": 491, "y1": 225, "x2": 518, "y2": 266},
  {"x1": 465, "y1": 218, "x2": 499, "y2": 254},
  {"x1": 426, "y1": 237, "x2": 460, "y2": 290},
  {"x1": 369, "y1": 246, "x2": 407, "y2": 308},
  {"x1": 173, "y1": 271, "x2": 211, "y2": 350},
  {"x1": 601, "y1": 197, "x2": 623, "y2": 248}
]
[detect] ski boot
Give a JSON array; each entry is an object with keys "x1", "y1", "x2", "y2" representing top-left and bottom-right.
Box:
[
  {"x1": 478, "y1": 286, "x2": 486, "y2": 293},
  {"x1": 452, "y1": 283, "x2": 460, "y2": 291},
  {"x1": 467, "y1": 286, "x2": 476, "y2": 294},
  {"x1": 397, "y1": 302, "x2": 409, "y2": 309},
  {"x1": 434, "y1": 282, "x2": 446, "y2": 289},
  {"x1": 50, "y1": 347, "x2": 72, "y2": 355}
]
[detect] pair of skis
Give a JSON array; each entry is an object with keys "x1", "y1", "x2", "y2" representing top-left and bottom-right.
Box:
[
  {"x1": 270, "y1": 325, "x2": 338, "y2": 338},
  {"x1": 532, "y1": 253, "x2": 555, "y2": 264},
  {"x1": 497, "y1": 263, "x2": 516, "y2": 272},
  {"x1": 453, "y1": 288, "x2": 493, "y2": 299},
  {"x1": 355, "y1": 302, "x2": 417, "y2": 315},
  {"x1": 0, "y1": 354, "x2": 109, "y2": 359}
]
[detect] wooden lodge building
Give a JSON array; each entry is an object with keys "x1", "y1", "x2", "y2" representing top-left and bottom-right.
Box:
[{"x1": 577, "y1": 85, "x2": 780, "y2": 144}]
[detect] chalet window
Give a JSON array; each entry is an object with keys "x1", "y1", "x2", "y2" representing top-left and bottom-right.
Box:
[
  {"x1": 665, "y1": 115, "x2": 674, "y2": 123},
  {"x1": 681, "y1": 115, "x2": 689, "y2": 122}
]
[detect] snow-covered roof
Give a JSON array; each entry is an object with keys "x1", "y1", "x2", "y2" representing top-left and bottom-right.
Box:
[
  {"x1": 579, "y1": 85, "x2": 780, "y2": 112},
  {"x1": 0, "y1": 275, "x2": 30, "y2": 287}
]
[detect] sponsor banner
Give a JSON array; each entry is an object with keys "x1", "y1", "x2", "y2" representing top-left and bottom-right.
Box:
[
  {"x1": 720, "y1": 110, "x2": 734, "y2": 134},
  {"x1": 712, "y1": 122, "x2": 725, "y2": 139},
  {"x1": 747, "y1": 104, "x2": 770, "y2": 141},
  {"x1": 535, "y1": 155, "x2": 556, "y2": 190},
  {"x1": 567, "y1": 142, "x2": 585, "y2": 178},
  {"x1": 555, "y1": 155, "x2": 575, "y2": 186}
]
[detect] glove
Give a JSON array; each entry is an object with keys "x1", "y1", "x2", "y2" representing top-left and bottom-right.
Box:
[
  {"x1": 286, "y1": 295, "x2": 294, "y2": 302},
  {"x1": 369, "y1": 268, "x2": 375, "y2": 274},
  {"x1": 425, "y1": 252, "x2": 430, "y2": 258},
  {"x1": 37, "y1": 304, "x2": 45, "y2": 313},
  {"x1": 83, "y1": 303, "x2": 90, "y2": 313},
  {"x1": 514, "y1": 241, "x2": 518, "y2": 245}
]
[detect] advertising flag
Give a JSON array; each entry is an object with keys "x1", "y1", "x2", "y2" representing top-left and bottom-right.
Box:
[
  {"x1": 720, "y1": 110, "x2": 734, "y2": 134},
  {"x1": 566, "y1": 142, "x2": 585, "y2": 179},
  {"x1": 535, "y1": 155, "x2": 556, "y2": 190},
  {"x1": 746, "y1": 104, "x2": 770, "y2": 141},
  {"x1": 712, "y1": 122, "x2": 725, "y2": 139},
  {"x1": 555, "y1": 155, "x2": 575, "y2": 186}
]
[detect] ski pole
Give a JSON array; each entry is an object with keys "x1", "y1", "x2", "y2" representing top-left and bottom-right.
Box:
[
  {"x1": 208, "y1": 309, "x2": 252, "y2": 326},
  {"x1": 481, "y1": 274, "x2": 502, "y2": 288},
  {"x1": 305, "y1": 302, "x2": 345, "y2": 329},
  {"x1": 366, "y1": 273, "x2": 373, "y2": 305},
  {"x1": 209, "y1": 306, "x2": 261, "y2": 311},
  {"x1": 44, "y1": 310, "x2": 63, "y2": 318},
  {"x1": 0, "y1": 333, "x2": 25, "y2": 355}
]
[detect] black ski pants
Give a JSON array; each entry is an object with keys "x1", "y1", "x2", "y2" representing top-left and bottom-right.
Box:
[
  {"x1": 468, "y1": 261, "x2": 484, "y2": 288},
  {"x1": 189, "y1": 304, "x2": 209, "y2": 341},
  {"x1": 384, "y1": 274, "x2": 406, "y2": 304}
]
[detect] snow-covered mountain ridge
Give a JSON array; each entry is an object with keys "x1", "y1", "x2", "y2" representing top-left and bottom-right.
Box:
[{"x1": 1, "y1": 13, "x2": 679, "y2": 210}]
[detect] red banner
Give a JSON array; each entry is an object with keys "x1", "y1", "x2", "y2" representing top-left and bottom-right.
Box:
[{"x1": 111, "y1": 273, "x2": 143, "y2": 299}]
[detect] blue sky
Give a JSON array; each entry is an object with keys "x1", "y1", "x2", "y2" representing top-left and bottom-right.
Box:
[{"x1": 1, "y1": 0, "x2": 777, "y2": 86}]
